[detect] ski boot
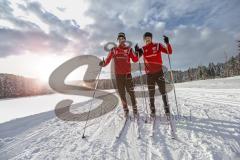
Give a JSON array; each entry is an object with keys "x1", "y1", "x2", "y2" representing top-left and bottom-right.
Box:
[
  {"x1": 150, "y1": 108, "x2": 156, "y2": 118},
  {"x1": 133, "y1": 107, "x2": 139, "y2": 119},
  {"x1": 124, "y1": 108, "x2": 129, "y2": 118},
  {"x1": 164, "y1": 106, "x2": 170, "y2": 120}
]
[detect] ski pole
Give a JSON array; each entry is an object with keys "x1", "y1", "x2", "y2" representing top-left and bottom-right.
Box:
[
  {"x1": 82, "y1": 65, "x2": 102, "y2": 139},
  {"x1": 136, "y1": 48, "x2": 149, "y2": 119},
  {"x1": 166, "y1": 46, "x2": 180, "y2": 118}
]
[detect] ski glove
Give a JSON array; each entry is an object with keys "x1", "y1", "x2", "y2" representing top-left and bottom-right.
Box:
[
  {"x1": 134, "y1": 44, "x2": 143, "y2": 57},
  {"x1": 99, "y1": 60, "x2": 105, "y2": 67},
  {"x1": 163, "y1": 35, "x2": 169, "y2": 44}
]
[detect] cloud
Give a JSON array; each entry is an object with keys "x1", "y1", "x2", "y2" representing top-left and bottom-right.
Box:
[
  {"x1": 0, "y1": 0, "x2": 40, "y2": 30},
  {"x1": 148, "y1": 0, "x2": 240, "y2": 33},
  {"x1": 0, "y1": 0, "x2": 239, "y2": 70},
  {"x1": 0, "y1": 1, "x2": 88, "y2": 57},
  {"x1": 82, "y1": 0, "x2": 240, "y2": 69},
  {"x1": 24, "y1": 2, "x2": 88, "y2": 39},
  {"x1": 204, "y1": 0, "x2": 240, "y2": 33},
  {"x1": 167, "y1": 26, "x2": 237, "y2": 69},
  {"x1": 0, "y1": 28, "x2": 69, "y2": 57}
]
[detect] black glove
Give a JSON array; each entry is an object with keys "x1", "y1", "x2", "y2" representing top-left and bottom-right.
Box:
[
  {"x1": 134, "y1": 44, "x2": 143, "y2": 57},
  {"x1": 134, "y1": 44, "x2": 140, "y2": 52},
  {"x1": 99, "y1": 60, "x2": 105, "y2": 67},
  {"x1": 163, "y1": 35, "x2": 169, "y2": 44}
]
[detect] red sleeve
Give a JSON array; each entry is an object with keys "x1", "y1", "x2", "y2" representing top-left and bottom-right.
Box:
[
  {"x1": 129, "y1": 48, "x2": 139, "y2": 62},
  {"x1": 159, "y1": 43, "x2": 172, "y2": 54},
  {"x1": 103, "y1": 48, "x2": 114, "y2": 66}
]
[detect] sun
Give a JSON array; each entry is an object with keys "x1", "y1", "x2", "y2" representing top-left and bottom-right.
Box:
[
  {"x1": 32, "y1": 53, "x2": 77, "y2": 83},
  {"x1": 0, "y1": 52, "x2": 88, "y2": 83}
]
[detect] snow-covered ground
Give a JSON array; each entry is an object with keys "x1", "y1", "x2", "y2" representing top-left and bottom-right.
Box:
[
  {"x1": 0, "y1": 76, "x2": 240, "y2": 160},
  {"x1": 0, "y1": 94, "x2": 91, "y2": 123}
]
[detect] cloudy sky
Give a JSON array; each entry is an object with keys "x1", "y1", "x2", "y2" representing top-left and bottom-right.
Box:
[{"x1": 0, "y1": 0, "x2": 240, "y2": 81}]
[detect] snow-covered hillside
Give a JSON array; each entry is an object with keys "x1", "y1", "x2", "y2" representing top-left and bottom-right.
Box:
[{"x1": 0, "y1": 76, "x2": 240, "y2": 160}]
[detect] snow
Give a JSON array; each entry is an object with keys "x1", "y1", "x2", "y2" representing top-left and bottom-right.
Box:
[
  {"x1": 0, "y1": 94, "x2": 91, "y2": 123},
  {"x1": 175, "y1": 76, "x2": 240, "y2": 89},
  {"x1": 0, "y1": 76, "x2": 240, "y2": 160}
]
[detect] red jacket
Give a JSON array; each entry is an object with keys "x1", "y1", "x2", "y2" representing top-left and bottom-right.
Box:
[
  {"x1": 103, "y1": 44, "x2": 138, "y2": 75},
  {"x1": 141, "y1": 42, "x2": 172, "y2": 74}
]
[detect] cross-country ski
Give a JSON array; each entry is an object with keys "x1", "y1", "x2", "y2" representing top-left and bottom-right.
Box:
[
  {"x1": 116, "y1": 116, "x2": 129, "y2": 139},
  {"x1": 168, "y1": 114, "x2": 177, "y2": 139},
  {"x1": 150, "y1": 117, "x2": 156, "y2": 138},
  {"x1": 133, "y1": 115, "x2": 141, "y2": 139}
]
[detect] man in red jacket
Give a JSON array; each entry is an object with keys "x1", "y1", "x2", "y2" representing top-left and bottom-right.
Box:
[
  {"x1": 135, "y1": 32, "x2": 172, "y2": 117},
  {"x1": 99, "y1": 32, "x2": 139, "y2": 117}
]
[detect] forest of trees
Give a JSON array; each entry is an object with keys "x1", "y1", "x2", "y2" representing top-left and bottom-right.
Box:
[
  {"x1": 0, "y1": 74, "x2": 53, "y2": 99},
  {"x1": 168, "y1": 52, "x2": 240, "y2": 83}
]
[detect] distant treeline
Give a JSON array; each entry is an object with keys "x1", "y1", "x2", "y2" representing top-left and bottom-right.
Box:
[
  {"x1": 167, "y1": 53, "x2": 240, "y2": 83},
  {"x1": 0, "y1": 74, "x2": 53, "y2": 99},
  {"x1": 169, "y1": 41, "x2": 240, "y2": 82}
]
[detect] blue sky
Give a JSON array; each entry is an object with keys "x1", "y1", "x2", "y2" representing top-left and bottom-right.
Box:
[{"x1": 0, "y1": 0, "x2": 239, "y2": 81}]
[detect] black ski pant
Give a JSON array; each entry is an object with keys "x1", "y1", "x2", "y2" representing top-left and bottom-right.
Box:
[
  {"x1": 115, "y1": 74, "x2": 137, "y2": 112},
  {"x1": 146, "y1": 69, "x2": 170, "y2": 113}
]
